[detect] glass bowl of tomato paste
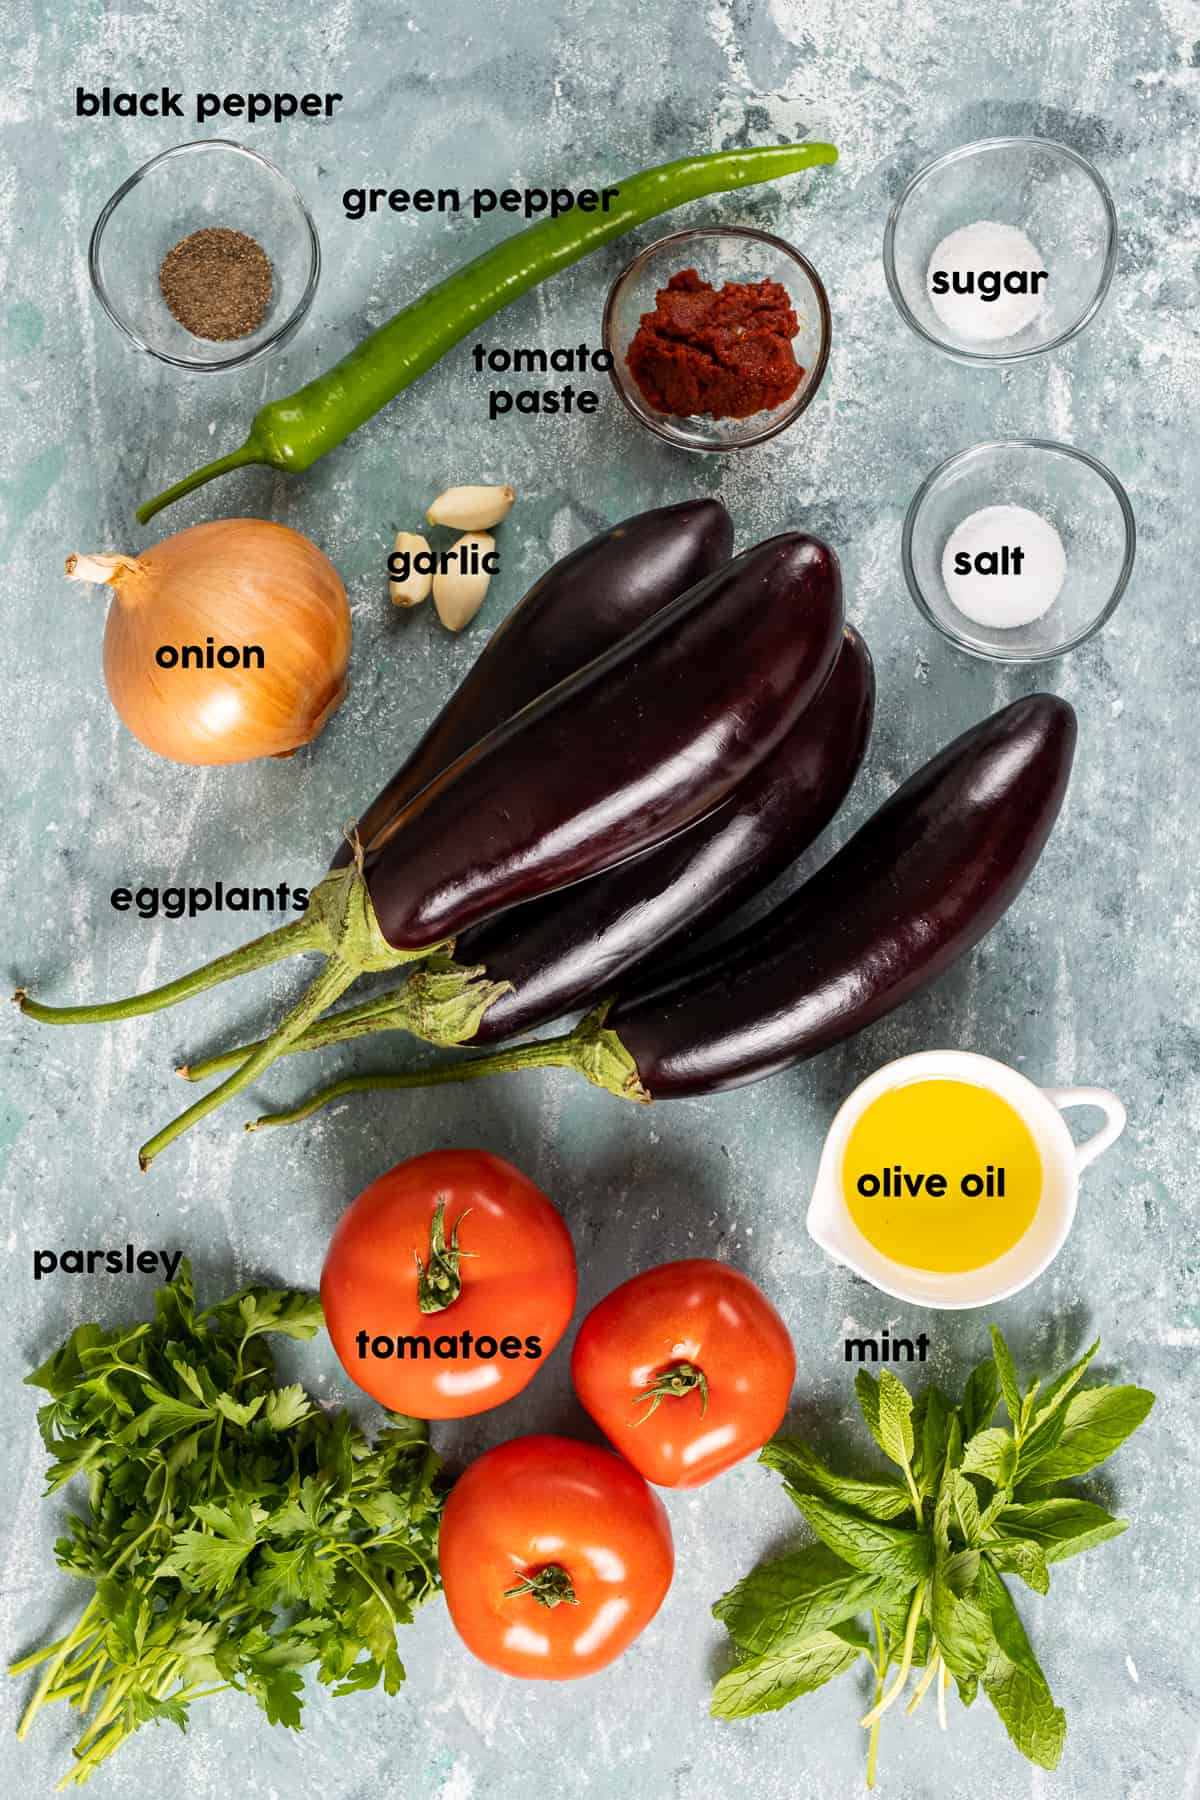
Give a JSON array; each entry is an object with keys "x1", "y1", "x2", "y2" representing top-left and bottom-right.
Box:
[{"x1": 602, "y1": 226, "x2": 831, "y2": 452}]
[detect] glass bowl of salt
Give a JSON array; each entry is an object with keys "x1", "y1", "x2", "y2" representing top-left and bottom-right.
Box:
[
  {"x1": 883, "y1": 138, "x2": 1117, "y2": 363},
  {"x1": 902, "y1": 439, "x2": 1135, "y2": 661}
]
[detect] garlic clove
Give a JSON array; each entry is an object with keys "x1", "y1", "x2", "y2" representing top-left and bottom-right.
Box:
[
  {"x1": 389, "y1": 531, "x2": 434, "y2": 607},
  {"x1": 427, "y1": 484, "x2": 515, "y2": 531},
  {"x1": 433, "y1": 533, "x2": 495, "y2": 632}
]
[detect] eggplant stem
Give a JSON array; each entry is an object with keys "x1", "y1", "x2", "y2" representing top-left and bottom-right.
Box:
[
  {"x1": 15, "y1": 916, "x2": 323, "y2": 1026},
  {"x1": 180, "y1": 979, "x2": 418, "y2": 1080},
  {"x1": 138, "y1": 953, "x2": 362, "y2": 1168},
  {"x1": 246, "y1": 1036, "x2": 578, "y2": 1131}
]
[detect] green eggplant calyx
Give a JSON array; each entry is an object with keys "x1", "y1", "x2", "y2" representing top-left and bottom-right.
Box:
[
  {"x1": 568, "y1": 1003, "x2": 650, "y2": 1103},
  {"x1": 415, "y1": 1199, "x2": 477, "y2": 1314},
  {"x1": 399, "y1": 952, "x2": 512, "y2": 1047},
  {"x1": 305, "y1": 865, "x2": 439, "y2": 975}
]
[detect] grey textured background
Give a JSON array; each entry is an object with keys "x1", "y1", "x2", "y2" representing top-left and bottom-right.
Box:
[{"x1": 2, "y1": 0, "x2": 1197, "y2": 1794}]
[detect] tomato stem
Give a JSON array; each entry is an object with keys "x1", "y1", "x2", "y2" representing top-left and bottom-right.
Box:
[
  {"x1": 503, "y1": 1564, "x2": 578, "y2": 1609},
  {"x1": 630, "y1": 1360, "x2": 709, "y2": 1424},
  {"x1": 415, "y1": 1199, "x2": 476, "y2": 1314}
]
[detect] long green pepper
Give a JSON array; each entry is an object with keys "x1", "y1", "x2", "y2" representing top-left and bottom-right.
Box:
[{"x1": 137, "y1": 142, "x2": 837, "y2": 522}]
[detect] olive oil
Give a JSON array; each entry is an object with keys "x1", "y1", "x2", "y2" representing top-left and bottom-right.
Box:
[{"x1": 841, "y1": 1078, "x2": 1041, "y2": 1274}]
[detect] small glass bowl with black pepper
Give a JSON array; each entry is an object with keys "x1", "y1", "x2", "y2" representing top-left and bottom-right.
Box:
[
  {"x1": 89, "y1": 139, "x2": 320, "y2": 371},
  {"x1": 602, "y1": 225, "x2": 831, "y2": 452}
]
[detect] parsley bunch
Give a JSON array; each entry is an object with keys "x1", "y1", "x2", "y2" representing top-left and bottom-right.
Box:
[
  {"x1": 10, "y1": 1261, "x2": 445, "y2": 1788},
  {"x1": 711, "y1": 1328, "x2": 1154, "y2": 1783}
]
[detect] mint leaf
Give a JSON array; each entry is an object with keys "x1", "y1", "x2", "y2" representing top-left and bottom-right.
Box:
[
  {"x1": 931, "y1": 1570, "x2": 992, "y2": 1677},
  {"x1": 1016, "y1": 1385, "x2": 1155, "y2": 1486},
  {"x1": 854, "y1": 1368, "x2": 884, "y2": 1450},
  {"x1": 914, "y1": 1386, "x2": 954, "y2": 1498},
  {"x1": 960, "y1": 1358, "x2": 1001, "y2": 1440},
  {"x1": 953, "y1": 1472, "x2": 983, "y2": 1546},
  {"x1": 990, "y1": 1329, "x2": 1022, "y2": 1431},
  {"x1": 714, "y1": 1545, "x2": 896, "y2": 1656},
  {"x1": 875, "y1": 1370, "x2": 915, "y2": 1470},
  {"x1": 985, "y1": 1538, "x2": 1050, "y2": 1595},
  {"x1": 787, "y1": 1492, "x2": 931, "y2": 1587},
  {"x1": 1033, "y1": 1338, "x2": 1100, "y2": 1426},
  {"x1": 977, "y1": 1562, "x2": 1066, "y2": 1769},
  {"x1": 711, "y1": 1628, "x2": 864, "y2": 1719},
  {"x1": 761, "y1": 1440, "x2": 909, "y2": 1522},
  {"x1": 961, "y1": 1427, "x2": 1017, "y2": 1490},
  {"x1": 1012, "y1": 1402, "x2": 1067, "y2": 1476},
  {"x1": 995, "y1": 1499, "x2": 1127, "y2": 1565}
]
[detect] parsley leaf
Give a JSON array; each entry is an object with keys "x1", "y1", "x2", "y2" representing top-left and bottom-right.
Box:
[{"x1": 10, "y1": 1261, "x2": 446, "y2": 1786}]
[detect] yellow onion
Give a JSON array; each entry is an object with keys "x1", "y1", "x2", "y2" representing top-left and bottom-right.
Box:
[{"x1": 66, "y1": 519, "x2": 351, "y2": 765}]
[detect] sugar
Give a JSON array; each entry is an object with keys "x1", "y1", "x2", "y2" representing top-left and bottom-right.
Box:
[{"x1": 927, "y1": 221, "x2": 1047, "y2": 343}]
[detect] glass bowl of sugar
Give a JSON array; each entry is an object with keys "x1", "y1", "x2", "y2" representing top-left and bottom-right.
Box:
[
  {"x1": 902, "y1": 440, "x2": 1135, "y2": 661},
  {"x1": 883, "y1": 138, "x2": 1117, "y2": 363}
]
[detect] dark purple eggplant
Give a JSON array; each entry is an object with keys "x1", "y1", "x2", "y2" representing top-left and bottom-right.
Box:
[
  {"x1": 605, "y1": 693, "x2": 1076, "y2": 1097},
  {"x1": 331, "y1": 499, "x2": 733, "y2": 867},
  {"x1": 183, "y1": 628, "x2": 873, "y2": 1081},
  {"x1": 248, "y1": 696, "x2": 1074, "y2": 1130},
  {"x1": 361, "y1": 532, "x2": 845, "y2": 949},
  {"x1": 19, "y1": 531, "x2": 841, "y2": 1167},
  {"x1": 432, "y1": 625, "x2": 873, "y2": 1040}
]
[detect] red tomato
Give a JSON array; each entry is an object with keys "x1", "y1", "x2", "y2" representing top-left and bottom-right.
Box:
[
  {"x1": 321, "y1": 1150, "x2": 576, "y2": 1419},
  {"x1": 438, "y1": 1434, "x2": 674, "y2": 1680},
  {"x1": 571, "y1": 1259, "x2": 795, "y2": 1488}
]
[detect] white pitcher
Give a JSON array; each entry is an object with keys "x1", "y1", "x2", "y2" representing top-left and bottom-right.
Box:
[{"x1": 806, "y1": 1049, "x2": 1126, "y2": 1310}]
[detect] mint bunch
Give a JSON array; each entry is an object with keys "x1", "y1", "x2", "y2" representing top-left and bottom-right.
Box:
[
  {"x1": 10, "y1": 1261, "x2": 445, "y2": 1788},
  {"x1": 711, "y1": 1328, "x2": 1154, "y2": 1783}
]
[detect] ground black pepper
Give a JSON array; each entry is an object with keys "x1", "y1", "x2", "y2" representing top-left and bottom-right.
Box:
[{"x1": 159, "y1": 226, "x2": 273, "y2": 341}]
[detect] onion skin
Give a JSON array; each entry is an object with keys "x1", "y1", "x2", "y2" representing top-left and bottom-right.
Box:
[{"x1": 77, "y1": 519, "x2": 350, "y2": 766}]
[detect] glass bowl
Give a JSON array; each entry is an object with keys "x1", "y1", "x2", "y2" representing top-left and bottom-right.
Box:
[
  {"x1": 602, "y1": 225, "x2": 831, "y2": 452},
  {"x1": 883, "y1": 138, "x2": 1117, "y2": 364},
  {"x1": 902, "y1": 439, "x2": 1135, "y2": 662},
  {"x1": 89, "y1": 139, "x2": 320, "y2": 371}
]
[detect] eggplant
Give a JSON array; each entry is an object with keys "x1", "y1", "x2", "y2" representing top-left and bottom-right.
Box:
[
  {"x1": 361, "y1": 532, "x2": 845, "y2": 949},
  {"x1": 425, "y1": 626, "x2": 873, "y2": 1040},
  {"x1": 331, "y1": 499, "x2": 733, "y2": 867},
  {"x1": 183, "y1": 628, "x2": 873, "y2": 1081},
  {"x1": 605, "y1": 693, "x2": 1077, "y2": 1097},
  {"x1": 249, "y1": 696, "x2": 1074, "y2": 1131},
  {"x1": 19, "y1": 531, "x2": 841, "y2": 1167}
]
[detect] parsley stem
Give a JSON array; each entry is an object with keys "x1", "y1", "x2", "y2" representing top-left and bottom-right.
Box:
[{"x1": 14, "y1": 1597, "x2": 100, "y2": 1740}]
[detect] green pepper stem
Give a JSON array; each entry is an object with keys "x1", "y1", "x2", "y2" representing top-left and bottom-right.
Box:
[
  {"x1": 136, "y1": 440, "x2": 264, "y2": 525},
  {"x1": 139, "y1": 951, "x2": 362, "y2": 1168},
  {"x1": 180, "y1": 978, "x2": 418, "y2": 1080},
  {"x1": 15, "y1": 915, "x2": 323, "y2": 1026},
  {"x1": 247, "y1": 1034, "x2": 579, "y2": 1131}
]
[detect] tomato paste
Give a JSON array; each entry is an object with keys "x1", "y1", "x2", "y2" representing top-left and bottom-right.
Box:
[{"x1": 626, "y1": 269, "x2": 804, "y2": 420}]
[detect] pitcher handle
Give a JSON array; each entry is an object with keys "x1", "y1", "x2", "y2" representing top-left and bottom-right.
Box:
[{"x1": 1041, "y1": 1087, "x2": 1126, "y2": 1172}]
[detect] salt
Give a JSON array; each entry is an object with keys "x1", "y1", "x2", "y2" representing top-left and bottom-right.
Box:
[
  {"x1": 941, "y1": 505, "x2": 1066, "y2": 630},
  {"x1": 927, "y1": 220, "x2": 1047, "y2": 343}
]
